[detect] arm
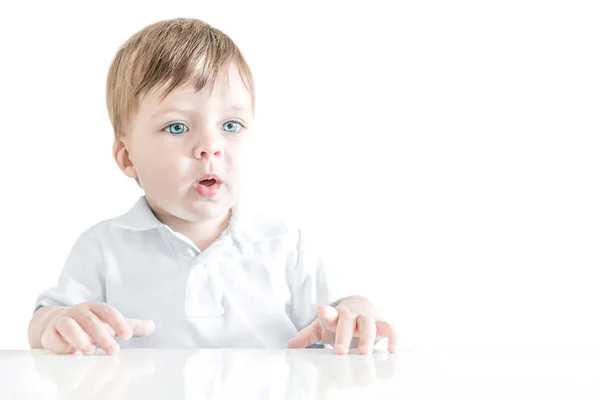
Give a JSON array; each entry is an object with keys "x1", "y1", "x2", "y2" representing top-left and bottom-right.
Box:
[
  {"x1": 29, "y1": 232, "x2": 154, "y2": 355},
  {"x1": 286, "y1": 229, "x2": 397, "y2": 354},
  {"x1": 285, "y1": 228, "x2": 341, "y2": 331},
  {"x1": 29, "y1": 232, "x2": 105, "y2": 351}
]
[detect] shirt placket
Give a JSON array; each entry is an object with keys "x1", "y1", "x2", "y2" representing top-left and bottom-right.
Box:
[{"x1": 184, "y1": 247, "x2": 226, "y2": 318}]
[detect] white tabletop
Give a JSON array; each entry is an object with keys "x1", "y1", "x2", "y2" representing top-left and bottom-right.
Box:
[{"x1": 1, "y1": 345, "x2": 599, "y2": 399}]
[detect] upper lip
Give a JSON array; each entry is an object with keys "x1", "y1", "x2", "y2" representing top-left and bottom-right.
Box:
[{"x1": 198, "y1": 174, "x2": 222, "y2": 184}]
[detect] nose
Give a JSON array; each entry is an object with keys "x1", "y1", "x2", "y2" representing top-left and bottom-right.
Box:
[{"x1": 192, "y1": 131, "x2": 223, "y2": 160}]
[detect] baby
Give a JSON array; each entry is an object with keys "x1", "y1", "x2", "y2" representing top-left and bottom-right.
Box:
[{"x1": 27, "y1": 18, "x2": 396, "y2": 356}]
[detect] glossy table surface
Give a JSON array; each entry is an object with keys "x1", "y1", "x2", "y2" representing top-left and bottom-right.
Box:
[{"x1": 1, "y1": 345, "x2": 599, "y2": 399}]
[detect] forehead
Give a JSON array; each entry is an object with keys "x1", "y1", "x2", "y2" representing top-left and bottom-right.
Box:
[{"x1": 139, "y1": 65, "x2": 253, "y2": 115}]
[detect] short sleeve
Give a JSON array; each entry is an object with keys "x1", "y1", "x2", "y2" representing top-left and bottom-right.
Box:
[
  {"x1": 35, "y1": 232, "x2": 106, "y2": 311},
  {"x1": 286, "y1": 228, "x2": 349, "y2": 331}
]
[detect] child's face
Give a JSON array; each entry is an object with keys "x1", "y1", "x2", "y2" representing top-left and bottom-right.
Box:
[{"x1": 116, "y1": 65, "x2": 254, "y2": 223}]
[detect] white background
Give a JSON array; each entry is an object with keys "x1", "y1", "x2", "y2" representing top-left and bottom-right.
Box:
[{"x1": 0, "y1": 0, "x2": 598, "y2": 351}]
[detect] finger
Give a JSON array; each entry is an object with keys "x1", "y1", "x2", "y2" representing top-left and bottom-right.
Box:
[
  {"x1": 334, "y1": 309, "x2": 357, "y2": 355},
  {"x1": 55, "y1": 316, "x2": 94, "y2": 354},
  {"x1": 40, "y1": 325, "x2": 71, "y2": 354},
  {"x1": 72, "y1": 309, "x2": 119, "y2": 356},
  {"x1": 68, "y1": 348, "x2": 83, "y2": 355},
  {"x1": 375, "y1": 321, "x2": 397, "y2": 353},
  {"x1": 287, "y1": 319, "x2": 322, "y2": 349},
  {"x1": 126, "y1": 318, "x2": 156, "y2": 337},
  {"x1": 356, "y1": 315, "x2": 377, "y2": 355},
  {"x1": 89, "y1": 303, "x2": 132, "y2": 339},
  {"x1": 316, "y1": 305, "x2": 339, "y2": 331}
]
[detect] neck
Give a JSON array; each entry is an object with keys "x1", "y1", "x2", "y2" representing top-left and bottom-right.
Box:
[{"x1": 150, "y1": 203, "x2": 232, "y2": 251}]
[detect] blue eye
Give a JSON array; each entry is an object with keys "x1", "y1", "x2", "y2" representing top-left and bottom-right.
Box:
[
  {"x1": 165, "y1": 123, "x2": 187, "y2": 135},
  {"x1": 222, "y1": 120, "x2": 242, "y2": 133}
]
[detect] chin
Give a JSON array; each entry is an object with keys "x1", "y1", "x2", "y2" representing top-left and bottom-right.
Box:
[{"x1": 188, "y1": 198, "x2": 233, "y2": 220}]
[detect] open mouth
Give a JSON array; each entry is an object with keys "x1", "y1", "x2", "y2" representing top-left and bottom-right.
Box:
[
  {"x1": 195, "y1": 176, "x2": 221, "y2": 198},
  {"x1": 199, "y1": 179, "x2": 217, "y2": 186}
]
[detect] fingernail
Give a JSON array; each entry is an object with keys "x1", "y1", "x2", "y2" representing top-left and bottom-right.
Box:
[
  {"x1": 70, "y1": 349, "x2": 82, "y2": 356},
  {"x1": 84, "y1": 346, "x2": 96, "y2": 355},
  {"x1": 335, "y1": 344, "x2": 348, "y2": 354},
  {"x1": 140, "y1": 320, "x2": 156, "y2": 335},
  {"x1": 107, "y1": 343, "x2": 120, "y2": 356}
]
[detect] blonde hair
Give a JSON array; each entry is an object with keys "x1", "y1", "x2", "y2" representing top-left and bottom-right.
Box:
[{"x1": 106, "y1": 18, "x2": 255, "y2": 138}]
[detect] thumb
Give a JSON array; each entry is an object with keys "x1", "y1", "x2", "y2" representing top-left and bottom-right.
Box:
[
  {"x1": 317, "y1": 305, "x2": 339, "y2": 331},
  {"x1": 287, "y1": 319, "x2": 322, "y2": 349},
  {"x1": 126, "y1": 318, "x2": 156, "y2": 337},
  {"x1": 287, "y1": 305, "x2": 340, "y2": 349}
]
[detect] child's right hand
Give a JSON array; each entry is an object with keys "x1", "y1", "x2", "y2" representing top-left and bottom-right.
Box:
[{"x1": 40, "y1": 302, "x2": 155, "y2": 356}]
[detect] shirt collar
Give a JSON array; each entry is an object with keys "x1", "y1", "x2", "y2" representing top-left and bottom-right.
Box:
[
  {"x1": 112, "y1": 196, "x2": 290, "y2": 254},
  {"x1": 112, "y1": 196, "x2": 161, "y2": 231}
]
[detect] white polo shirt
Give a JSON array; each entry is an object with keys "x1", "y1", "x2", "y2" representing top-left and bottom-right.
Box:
[{"x1": 36, "y1": 196, "x2": 345, "y2": 349}]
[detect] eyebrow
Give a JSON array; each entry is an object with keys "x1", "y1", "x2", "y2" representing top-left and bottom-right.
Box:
[
  {"x1": 151, "y1": 107, "x2": 196, "y2": 119},
  {"x1": 151, "y1": 105, "x2": 253, "y2": 119},
  {"x1": 224, "y1": 105, "x2": 252, "y2": 112}
]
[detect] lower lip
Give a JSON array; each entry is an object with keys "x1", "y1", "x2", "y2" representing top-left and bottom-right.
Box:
[{"x1": 195, "y1": 182, "x2": 221, "y2": 198}]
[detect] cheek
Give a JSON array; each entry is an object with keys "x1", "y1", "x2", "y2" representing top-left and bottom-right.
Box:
[
  {"x1": 132, "y1": 145, "x2": 192, "y2": 184},
  {"x1": 227, "y1": 141, "x2": 246, "y2": 169},
  {"x1": 225, "y1": 155, "x2": 243, "y2": 183}
]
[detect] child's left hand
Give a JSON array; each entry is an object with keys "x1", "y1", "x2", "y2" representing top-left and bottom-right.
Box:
[{"x1": 287, "y1": 296, "x2": 397, "y2": 355}]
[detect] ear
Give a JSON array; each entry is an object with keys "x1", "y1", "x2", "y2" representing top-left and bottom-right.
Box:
[{"x1": 113, "y1": 137, "x2": 138, "y2": 179}]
